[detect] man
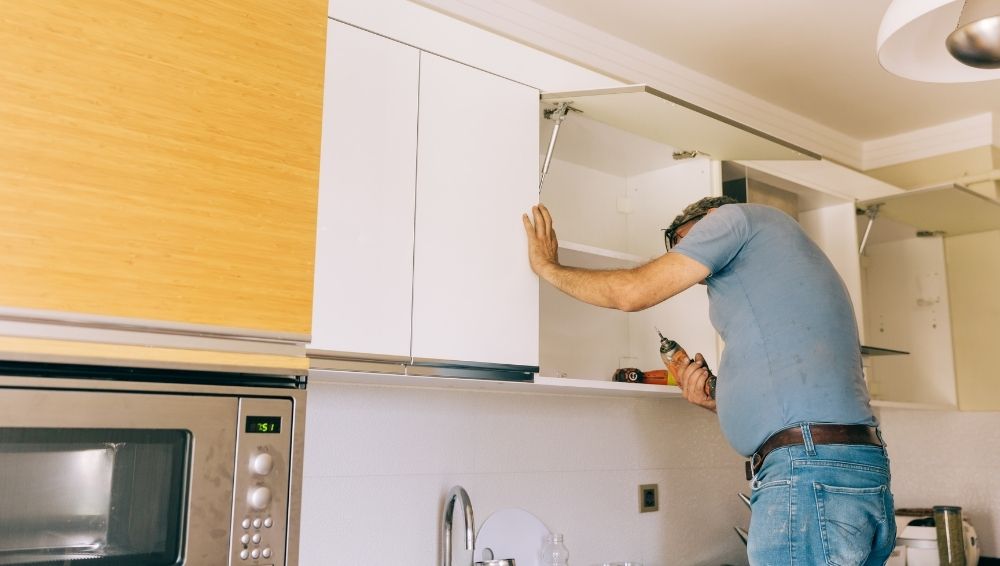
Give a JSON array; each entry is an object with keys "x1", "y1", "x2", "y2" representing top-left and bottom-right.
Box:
[{"x1": 522, "y1": 196, "x2": 896, "y2": 566}]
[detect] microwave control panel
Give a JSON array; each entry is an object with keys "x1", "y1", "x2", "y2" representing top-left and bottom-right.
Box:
[{"x1": 230, "y1": 397, "x2": 294, "y2": 565}]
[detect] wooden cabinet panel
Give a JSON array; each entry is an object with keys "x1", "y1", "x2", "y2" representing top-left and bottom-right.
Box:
[
  {"x1": 310, "y1": 21, "x2": 419, "y2": 357},
  {"x1": 0, "y1": 0, "x2": 326, "y2": 335},
  {"x1": 411, "y1": 53, "x2": 539, "y2": 367}
]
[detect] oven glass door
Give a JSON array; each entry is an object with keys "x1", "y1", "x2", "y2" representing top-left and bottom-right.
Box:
[
  {"x1": 0, "y1": 428, "x2": 188, "y2": 565},
  {"x1": 0, "y1": 387, "x2": 240, "y2": 566}
]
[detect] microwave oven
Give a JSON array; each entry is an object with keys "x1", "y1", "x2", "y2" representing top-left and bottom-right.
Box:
[{"x1": 0, "y1": 362, "x2": 306, "y2": 566}]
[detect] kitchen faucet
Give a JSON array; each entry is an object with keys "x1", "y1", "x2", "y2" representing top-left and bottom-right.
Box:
[{"x1": 441, "y1": 485, "x2": 475, "y2": 566}]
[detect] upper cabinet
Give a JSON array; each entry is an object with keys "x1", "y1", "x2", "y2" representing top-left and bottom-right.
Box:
[
  {"x1": 535, "y1": 109, "x2": 718, "y2": 387},
  {"x1": 317, "y1": 9, "x2": 951, "y2": 398},
  {"x1": 310, "y1": 22, "x2": 539, "y2": 377},
  {"x1": 0, "y1": 1, "x2": 326, "y2": 342},
  {"x1": 409, "y1": 53, "x2": 539, "y2": 369},
  {"x1": 310, "y1": 21, "x2": 419, "y2": 362},
  {"x1": 857, "y1": 186, "x2": 1000, "y2": 410}
]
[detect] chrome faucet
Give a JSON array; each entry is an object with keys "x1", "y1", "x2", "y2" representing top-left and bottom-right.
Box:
[{"x1": 441, "y1": 485, "x2": 475, "y2": 566}]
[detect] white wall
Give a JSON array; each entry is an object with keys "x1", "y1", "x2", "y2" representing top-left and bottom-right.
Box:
[
  {"x1": 301, "y1": 382, "x2": 751, "y2": 566},
  {"x1": 879, "y1": 407, "x2": 1000, "y2": 558}
]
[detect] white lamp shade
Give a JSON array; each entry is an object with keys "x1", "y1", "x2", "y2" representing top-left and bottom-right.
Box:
[{"x1": 878, "y1": 0, "x2": 1000, "y2": 82}]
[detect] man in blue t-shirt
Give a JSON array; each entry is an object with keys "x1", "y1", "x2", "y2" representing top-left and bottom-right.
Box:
[{"x1": 523, "y1": 196, "x2": 896, "y2": 566}]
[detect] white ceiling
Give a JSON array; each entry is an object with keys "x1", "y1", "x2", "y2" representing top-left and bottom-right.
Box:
[{"x1": 528, "y1": 0, "x2": 1000, "y2": 141}]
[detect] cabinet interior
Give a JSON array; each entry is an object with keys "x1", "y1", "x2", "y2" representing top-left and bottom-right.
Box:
[{"x1": 537, "y1": 111, "x2": 718, "y2": 382}]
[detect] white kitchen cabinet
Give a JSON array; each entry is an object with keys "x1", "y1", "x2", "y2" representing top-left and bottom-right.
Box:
[
  {"x1": 537, "y1": 112, "x2": 718, "y2": 388},
  {"x1": 856, "y1": 186, "x2": 1000, "y2": 409},
  {"x1": 310, "y1": 23, "x2": 539, "y2": 376},
  {"x1": 410, "y1": 52, "x2": 540, "y2": 369},
  {"x1": 311, "y1": 20, "x2": 419, "y2": 362},
  {"x1": 860, "y1": 226, "x2": 956, "y2": 407},
  {"x1": 310, "y1": 14, "x2": 901, "y2": 397}
]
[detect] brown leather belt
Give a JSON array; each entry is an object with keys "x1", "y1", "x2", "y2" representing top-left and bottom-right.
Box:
[{"x1": 745, "y1": 424, "x2": 883, "y2": 480}]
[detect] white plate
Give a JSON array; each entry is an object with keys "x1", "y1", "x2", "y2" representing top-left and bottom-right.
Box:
[{"x1": 475, "y1": 508, "x2": 551, "y2": 566}]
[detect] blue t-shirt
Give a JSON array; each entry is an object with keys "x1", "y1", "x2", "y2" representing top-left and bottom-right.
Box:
[{"x1": 673, "y1": 203, "x2": 875, "y2": 456}]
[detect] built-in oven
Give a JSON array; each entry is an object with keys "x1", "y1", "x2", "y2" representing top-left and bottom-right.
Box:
[{"x1": 0, "y1": 362, "x2": 305, "y2": 566}]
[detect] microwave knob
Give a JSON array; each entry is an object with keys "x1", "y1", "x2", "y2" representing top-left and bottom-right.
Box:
[
  {"x1": 247, "y1": 486, "x2": 272, "y2": 511},
  {"x1": 250, "y1": 452, "x2": 274, "y2": 476}
]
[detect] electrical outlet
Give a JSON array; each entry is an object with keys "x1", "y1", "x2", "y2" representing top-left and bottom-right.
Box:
[{"x1": 639, "y1": 483, "x2": 658, "y2": 513}]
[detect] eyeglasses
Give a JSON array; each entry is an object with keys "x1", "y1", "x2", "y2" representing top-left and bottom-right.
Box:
[{"x1": 662, "y1": 213, "x2": 706, "y2": 251}]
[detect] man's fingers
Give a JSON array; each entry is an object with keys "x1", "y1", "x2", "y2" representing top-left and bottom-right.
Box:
[
  {"x1": 532, "y1": 205, "x2": 547, "y2": 237},
  {"x1": 539, "y1": 203, "x2": 554, "y2": 233}
]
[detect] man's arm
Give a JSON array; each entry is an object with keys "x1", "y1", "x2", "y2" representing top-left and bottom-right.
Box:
[{"x1": 522, "y1": 204, "x2": 710, "y2": 312}]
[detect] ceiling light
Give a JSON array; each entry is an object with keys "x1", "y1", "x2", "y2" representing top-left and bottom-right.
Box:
[
  {"x1": 946, "y1": 0, "x2": 1000, "y2": 68},
  {"x1": 878, "y1": 0, "x2": 1000, "y2": 82}
]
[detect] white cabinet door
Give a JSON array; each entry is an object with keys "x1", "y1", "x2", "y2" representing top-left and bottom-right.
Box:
[
  {"x1": 411, "y1": 53, "x2": 540, "y2": 367},
  {"x1": 310, "y1": 21, "x2": 419, "y2": 358}
]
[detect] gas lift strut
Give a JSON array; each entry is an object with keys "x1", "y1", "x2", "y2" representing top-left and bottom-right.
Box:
[
  {"x1": 857, "y1": 203, "x2": 881, "y2": 256},
  {"x1": 538, "y1": 102, "x2": 581, "y2": 192}
]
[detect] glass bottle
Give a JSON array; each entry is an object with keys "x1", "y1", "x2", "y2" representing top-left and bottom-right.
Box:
[{"x1": 540, "y1": 533, "x2": 569, "y2": 565}]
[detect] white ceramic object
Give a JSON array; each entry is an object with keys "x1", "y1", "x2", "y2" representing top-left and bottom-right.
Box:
[
  {"x1": 895, "y1": 515, "x2": 980, "y2": 566},
  {"x1": 475, "y1": 508, "x2": 551, "y2": 566}
]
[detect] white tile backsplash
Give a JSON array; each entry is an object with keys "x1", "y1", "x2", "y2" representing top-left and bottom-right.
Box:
[
  {"x1": 301, "y1": 383, "x2": 1000, "y2": 565},
  {"x1": 301, "y1": 382, "x2": 749, "y2": 566}
]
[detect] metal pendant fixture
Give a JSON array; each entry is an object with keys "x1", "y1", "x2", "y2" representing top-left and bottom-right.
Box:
[
  {"x1": 878, "y1": 0, "x2": 1000, "y2": 82},
  {"x1": 946, "y1": 0, "x2": 1000, "y2": 68}
]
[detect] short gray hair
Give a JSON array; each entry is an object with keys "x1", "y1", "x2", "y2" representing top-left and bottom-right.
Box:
[
  {"x1": 667, "y1": 196, "x2": 738, "y2": 234},
  {"x1": 664, "y1": 196, "x2": 739, "y2": 247}
]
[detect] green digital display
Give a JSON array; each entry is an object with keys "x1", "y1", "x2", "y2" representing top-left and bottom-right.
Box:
[{"x1": 245, "y1": 416, "x2": 281, "y2": 434}]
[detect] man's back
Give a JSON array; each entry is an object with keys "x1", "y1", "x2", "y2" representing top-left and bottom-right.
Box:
[{"x1": 673, "y1": 203, "x2": 875, "y2": 456}]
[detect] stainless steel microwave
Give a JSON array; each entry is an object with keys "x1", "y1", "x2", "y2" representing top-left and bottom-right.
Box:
[{"x1": 0, "y1": 363, "x2": 306, "y2": 566}]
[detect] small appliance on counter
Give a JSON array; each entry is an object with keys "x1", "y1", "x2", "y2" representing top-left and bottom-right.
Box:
[{"x1": 894, "y1": 507, "x2": 980, "y2": 566}]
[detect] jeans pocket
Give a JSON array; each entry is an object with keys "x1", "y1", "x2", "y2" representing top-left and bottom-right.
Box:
[{"x1": 814, "y1": 483, "x2": 887, "y2": 566}]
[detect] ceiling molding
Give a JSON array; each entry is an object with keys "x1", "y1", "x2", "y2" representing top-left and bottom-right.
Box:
[
  {"x1": 862, "y1": 113, "x2": 996, "y2": 171},
  {"x1": 413, "y1": 0, "x2": 863, "y2": 167}
]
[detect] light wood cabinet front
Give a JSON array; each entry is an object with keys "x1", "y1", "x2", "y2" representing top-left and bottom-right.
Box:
[{"x1": 0, "y1": 0, "x2": 326, "y2": 335}]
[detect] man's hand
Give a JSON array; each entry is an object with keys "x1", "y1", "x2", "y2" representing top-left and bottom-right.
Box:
[
  {"x1": 673, "y1": 353, "x2": 717, "y2": 412},
  {"x1": 522, "y1": 203, "x2": 560, "y2": 276}
]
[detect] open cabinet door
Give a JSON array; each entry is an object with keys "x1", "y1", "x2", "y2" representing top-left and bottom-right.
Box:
[{"x1": 542, "y1": 85, "x2": 820, "y2": 162}]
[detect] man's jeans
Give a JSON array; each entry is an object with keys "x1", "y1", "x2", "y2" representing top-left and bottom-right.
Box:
[{"x1": 747, "y1": 424, "x2": 897, "y2": 566}]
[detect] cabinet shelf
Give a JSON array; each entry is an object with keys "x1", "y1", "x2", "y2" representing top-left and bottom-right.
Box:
[
  {"x1": 310, "y1": 369, "x2": 964, "y2": 407},
  {"x1": 309, "y1": 369, "x2": 682, "y2": 399},
  {"x1": 532, "y1": 375, "x2": 680, "y2": 398},
  {"x1": 860, "y1": 345, "x2": 909, "y2": 356},
  {"x1": 559, "y1": 241, "x2": 648, "y2": 268}
]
